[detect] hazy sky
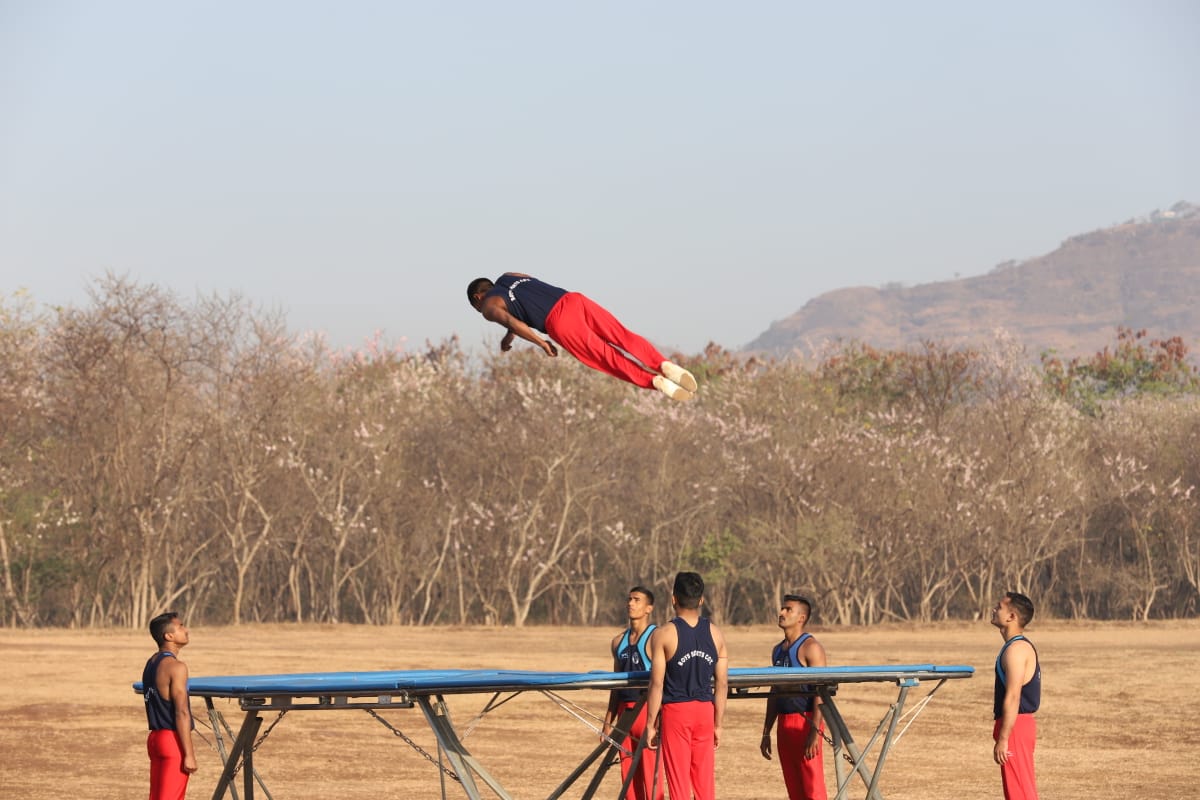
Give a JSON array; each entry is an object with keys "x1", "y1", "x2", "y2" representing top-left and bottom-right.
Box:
[{"x1": 3, "y1": 1, "x2": 1198, "y2": 355}]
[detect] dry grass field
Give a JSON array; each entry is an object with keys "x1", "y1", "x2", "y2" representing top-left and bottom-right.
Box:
[{"x1": 2, "y1": 620, "x2": 1198, "y2": 799}]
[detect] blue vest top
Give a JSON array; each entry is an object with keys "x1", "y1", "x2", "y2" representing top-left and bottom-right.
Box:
[
  {"x1": 485, "y1": 274, "x2": 568, "y2": 333},
  {"x1": 613, "y1": 624, "x2": 656, "y2": 705},
  {"x1": 143, "y1": 651, "x2": 181, "y2": 731},
  {"x1": 662, "y1": 617, "x2": 717, "y2": 705},
  {"x1": 771, "y1": 632, "x2": 815, "y2": 713},
  {"x1": 994, "y1": 635, "x2": 1041, "y2": 719}
]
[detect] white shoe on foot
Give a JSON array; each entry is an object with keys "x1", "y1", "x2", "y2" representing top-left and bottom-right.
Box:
[
  {"x1": 653, "y1": 374, "x2": 695, "y2": 402},
  {"x1": 660, "y1": 361, "x2": 698, "y2": 393}
]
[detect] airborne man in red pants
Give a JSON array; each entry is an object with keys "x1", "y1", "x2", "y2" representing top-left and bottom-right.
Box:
[{"x1": 467, "y1": 274, "x2": 698, "y2": 401}]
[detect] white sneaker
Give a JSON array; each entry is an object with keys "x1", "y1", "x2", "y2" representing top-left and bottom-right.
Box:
[
  {"x1": 653, "y1": 374, "x2": 695, "y2": 402},
  {"x1": 660, "y1": 361, "x2": 698, "y2": 393}
]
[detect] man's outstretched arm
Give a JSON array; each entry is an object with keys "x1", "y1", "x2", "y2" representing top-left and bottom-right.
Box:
[{"x1": 479, "y1": 298, "x2": 557, "y2": 357}]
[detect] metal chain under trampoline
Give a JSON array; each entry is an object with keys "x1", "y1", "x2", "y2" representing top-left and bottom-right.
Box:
[
  {"x1": 818, "y1": 727, "x2": 859, "y2": 765},
  {"x1": 231, "y1": 710, "x2": 289, "y2": 778},
  {"x1": 365, "y1": 708, "x2": 461, "y2": 782},
  {"x1": 814, "y1": 678, "x2": 946, "y2": 766}
]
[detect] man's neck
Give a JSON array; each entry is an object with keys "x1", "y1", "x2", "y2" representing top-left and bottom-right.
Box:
[
  {"x1": 675, "y1": 607, "x2": 702, "y2": 625},
  {"x1": 782, "y1": 625, "x2": 805, "y2": 645},
  {"x1": 628, "y1": 617, "x2": 651, "y2": 637}
]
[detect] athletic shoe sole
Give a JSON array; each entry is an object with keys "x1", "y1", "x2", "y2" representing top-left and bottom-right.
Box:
[
  {"x1": 660, "y1": 361, "x2": 698, "y2": 393},
  {"x1": 653, "y1": 375, "x2": 695, "y2": 402}
]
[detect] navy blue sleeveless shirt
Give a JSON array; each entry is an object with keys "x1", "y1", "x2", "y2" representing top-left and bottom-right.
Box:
[
  {"x1": 143, "y1": 651, "x2": 183, "y2": 731},
  {"x1": 662, "y1": 617, "x2": 717, "y2": 705},
  {"x1": 613, "y1": 624, "x2": 657, "y2": 704},
  {"x1": 484, "y1": 274, "x2": 568, "y2": 333},
  {"x1": 771, "y1": 633, "x2": 815, "y2": 713},
  {"x1": 993, "y1": 635, "x2": 1041, "y2": 719}
]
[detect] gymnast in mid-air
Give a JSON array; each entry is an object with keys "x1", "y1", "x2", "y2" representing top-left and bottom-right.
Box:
[{"x1": 467, "y1": 273, "x2": 698, "y2": 401}]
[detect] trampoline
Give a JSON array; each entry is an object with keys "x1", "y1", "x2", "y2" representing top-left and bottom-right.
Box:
[{"x1": 136, "y1": 662, "x2": 972, "y2": 799}]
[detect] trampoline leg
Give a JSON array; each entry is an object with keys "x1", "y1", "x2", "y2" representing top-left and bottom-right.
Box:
[
  {"x1": 865, "y1": 685, "x2": 910, "y2": 800},
  {"x1": 418, "y1": 695, "x2": 515, "y2": 800},
  {"x1": 212, "y1": 710, "x2": 262, "y2": 800},
  {"x1": 547, "y1": 702, "x2": 641, "y2": 800},
  {"x1": 819, "y1": 693, "x2": 885, "y2": 800},
  {"x1": 824, "y1": 699, "x2": 851, "y2": 794},
  {"x1": 205, "y1": 699, "x2": 240, "y2": 800},
  {"x1": 206, "y1": 699, "x2": 274, "y2": 800}
]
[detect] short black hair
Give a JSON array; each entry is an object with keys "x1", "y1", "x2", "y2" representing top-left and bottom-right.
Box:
[
  {"x1": 467, "y1": 277, "x2": 493, "y2": 307},
  {"x1": 630, "y1": 585, "x2": 655, "y2": 606},
  {"x1": 673, "y1": 572, "x2": 704, "y2": 609},
  {"x1": 782, "y1": 594, "x2": 813, "y2": 619},
  {"x1": 1005, "y1": 592, "x2": 1034, "y2": 626},
  {"x1": 149, "y1": 612, "x2": 179, "y2": 647}
]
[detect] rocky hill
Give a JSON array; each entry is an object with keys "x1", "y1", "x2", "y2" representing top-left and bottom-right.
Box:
[{"x1": 746, "y1": 202, "x2": 1200, "y2": 360}]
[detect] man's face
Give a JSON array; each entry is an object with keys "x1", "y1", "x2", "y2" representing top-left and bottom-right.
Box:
[
  {"x1": 777, "y1": 600, "x2": 806, "y2": 630},
  {"x1": 166, "y1": 618, "x2": 190, "y2": 647},
  {"x1": 990, "y1": 597, "x2": 1012, "y2": 628},
  {"x1": 627, "y1": 591, "x2": 653, "y2": 622}
]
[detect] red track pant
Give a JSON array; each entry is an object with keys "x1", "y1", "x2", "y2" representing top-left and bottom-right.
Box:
[
  {"x1": 660, "y1": 700, "x2": 716, "y2": 800},
  {"x1": 617, "y1": 701, "x2": 665, "y2": 800},
  {"x1": 147, "y1": 729, "x2": 190, "y2": 800},
  {"x1": 994, "y1": 715, "x2": 1038, "y2": 800},
  {"x1": 777, "y1": 712, "x2": 827, "y2": 800},
  {"x1": 544, "y1": 293, "x2": 666, "y2": 389}
]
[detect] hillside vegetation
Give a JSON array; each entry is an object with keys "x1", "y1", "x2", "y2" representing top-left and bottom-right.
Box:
[{"x1": 3, "y1": 278, "x2": 1200, "y2": 628}]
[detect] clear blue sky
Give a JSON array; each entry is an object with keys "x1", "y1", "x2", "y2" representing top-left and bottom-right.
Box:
[{"x1": 3, "y1": 1, "x2": 1197, "y2": 354}]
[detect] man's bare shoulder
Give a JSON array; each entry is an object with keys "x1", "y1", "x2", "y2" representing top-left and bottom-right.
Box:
[
  {"x1": 800, "y1": 635, "x2": 826, "y2": 666},
  {"x1": 650, "y1": 622, "x2": 678, "y2": 645},
  {"x1": 1001, "y1": 637, "x2": 1036, "y2": 668},
  {"x1": 1005, "y1": 636, "x2": 1035, "y2": 655},
  {"x1": 709, "y1": 622, "x2": 729, "y2": 651},
  {"x1": 163, "y1": 655, "x2": 189, "y2": 676}
]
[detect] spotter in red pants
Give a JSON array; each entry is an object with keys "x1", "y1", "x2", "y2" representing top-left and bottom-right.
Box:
[
  {"x1": 147, "y1": 729, "x2": 191, "y2": 800},
  {"x1": 659, "y1": 699, "x2": 716, "y2": 800},
  {"x1": 776, "y1": 711, "x2": 827, "y2": 800},
  {"x1": 994, "y1": 714, "x2": 1038, "y2": 800}
]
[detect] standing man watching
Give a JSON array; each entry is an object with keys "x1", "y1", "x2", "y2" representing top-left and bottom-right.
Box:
[
  {"x1": 645, "y1": 572, "x2": 729, "y2": 800},
  {"x1": 991, "y1": 592, "x2": 1041, "y2": 800},
  {"x1": 143, "y1": 611, "x2": 197, "y2": 800},
  {"x1": 604, "y1": 586, "x2": 664, "y2": 800},
  {"x1": 467, "y1": 273, "x2": 699, "y2": 401},
  {"x1": 761, "y1": 594, "x2": 828, "y2": 800}
]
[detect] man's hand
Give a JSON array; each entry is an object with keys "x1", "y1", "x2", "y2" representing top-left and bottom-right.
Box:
[
  {"x1": 804, "y1": 734, "x2": 821, "y2": 759},
  {"x1": 183, "y1": 754, "x2": 198, "y2": 774},
  {"x1": 713, "y1": 723, "x2": 722, "y2": 751},
  {"x1": 759, "y1": 732, "x2": 772, "y2": 760},
  {"x1": 500, "y1": 331, "x2": 515, "y2": 352},
  {"x1": 540, "y1": 339, "x2": 558, "y2": 357},
  {"x1": 993, "y1": 737, "x2": 1011, "y2": 765}
]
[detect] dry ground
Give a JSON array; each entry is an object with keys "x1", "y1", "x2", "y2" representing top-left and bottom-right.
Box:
[{"x1": 1, "y1": 620, "x2": 1198, "y2": 799}]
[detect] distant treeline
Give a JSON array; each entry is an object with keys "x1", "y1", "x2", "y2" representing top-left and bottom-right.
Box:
[{"x1": 3, "y1": 277, "x2": 1200, "y2": 628}]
